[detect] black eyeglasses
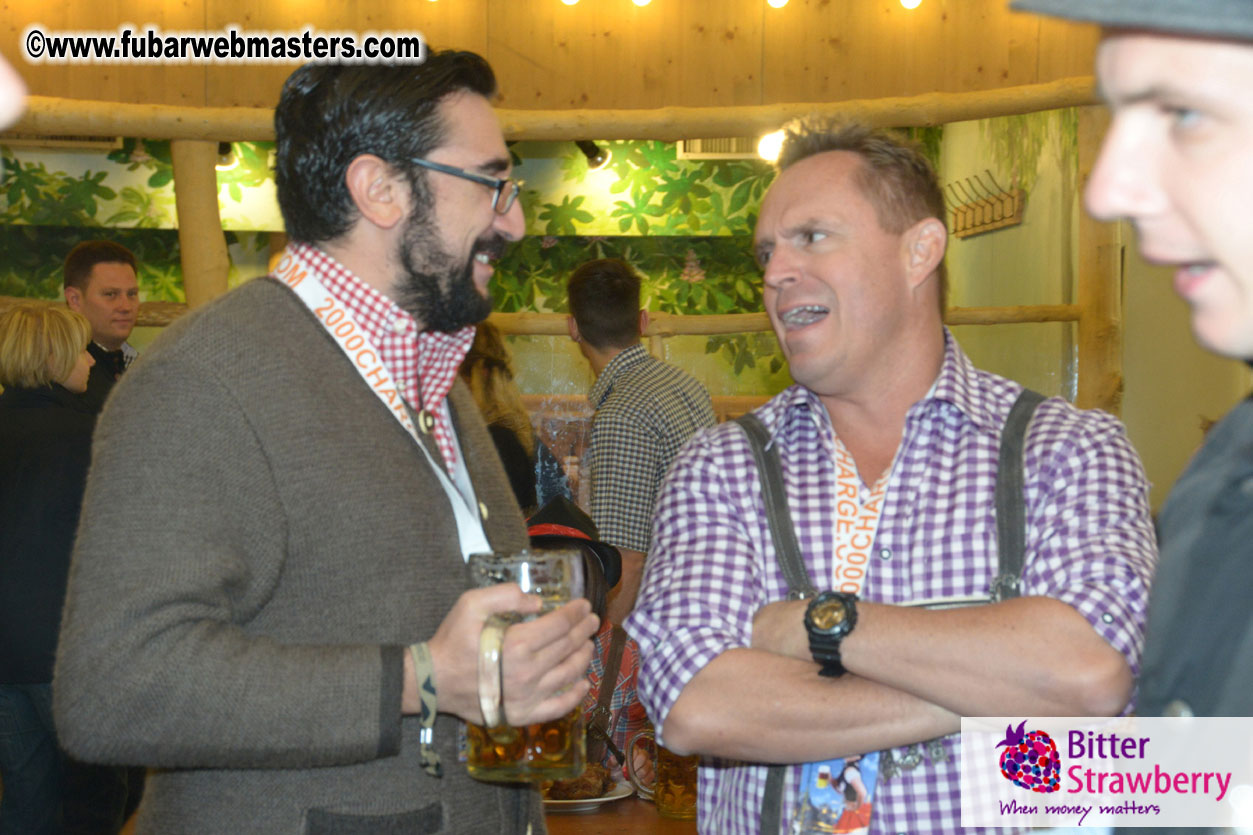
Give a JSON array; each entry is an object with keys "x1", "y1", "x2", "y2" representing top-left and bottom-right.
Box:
[{"x1": 410, "y1": 158, "x2": 522, "y2": 215}]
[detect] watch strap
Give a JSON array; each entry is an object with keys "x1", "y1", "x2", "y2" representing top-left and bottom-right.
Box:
[{"x1": 806, "y1": 592, "x2": 855, "y2": 678}]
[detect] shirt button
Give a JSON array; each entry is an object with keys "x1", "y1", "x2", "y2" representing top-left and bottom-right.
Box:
[
  {"x1": 391, "y1": 317, "x2": 410, "y2": 334},
  {"x1": 418, "y1": 411, "x2": 435, "y2": 434},
  {"x1": 1101, "y1": 612, "x2": 1114, "y2": 624},
  {"x1": 479, "y1": 501, "x2": 489, "y2": 521},
  {"x1": 879, "y1": 548, "x2": 891, "y2": 560},
  {"x1": 1163, "y1": 699, "x2": 1194, "y2": 718}
]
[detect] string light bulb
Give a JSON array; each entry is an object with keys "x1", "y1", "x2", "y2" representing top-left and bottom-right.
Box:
[
  {"x1": 901, "y1": 0, "x2": 922, "y2": 7},
  {"x1": 561, "y1": 0, "x2": 579, "y2": 5},
  {"x1": 757, "y1": 130, "x2": 785, "y2": 162},
  {"x1": 633, "y1": 0, "x2": 652, "y2": 5},
  {"x1": 767, "y1": 0, "x2": 788, "y2": 7}
]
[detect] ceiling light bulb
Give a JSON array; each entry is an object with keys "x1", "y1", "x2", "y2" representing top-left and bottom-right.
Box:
[
  {"x1": 767, "y1": 0, "x2": 788, "y2": 7},
  {"x1": 901, "y1": 0, "x2": 922, "y2": 8},
  {"x1": 561, "y1": 0, "x2": 579, "y2": 5},
  {"x1": 757, "y1": 130, "x2": 785, "y2": 162},
  {"x1": 633, "y1": 0, "x2": 652, "y2": 5}
]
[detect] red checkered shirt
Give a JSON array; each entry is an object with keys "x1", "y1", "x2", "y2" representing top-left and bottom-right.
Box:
[
  {"x1": 583, "y1": 619, "x2": 648, "y2": 775},
  {"x1": 286, "y1": 242, "x2": 474, "y2": 471}
]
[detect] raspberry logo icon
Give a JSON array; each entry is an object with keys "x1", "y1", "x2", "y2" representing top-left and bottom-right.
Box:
[{"x1": 996, "y1": 720, "x2": 1061, "y2": 793}]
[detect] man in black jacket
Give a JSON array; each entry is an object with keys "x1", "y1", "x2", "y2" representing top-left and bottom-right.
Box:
[{"x1": 63, "y1": 241, "x2": 140, "y2": 413}]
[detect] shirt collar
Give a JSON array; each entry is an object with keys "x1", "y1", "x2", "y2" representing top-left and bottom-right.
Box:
[
  {"x1": 92, "y1": 341, "x2": 137, "y2": 360},
  {"x1": 588, "y1": 343, "x2": 649, "y2": 409},
  {"x1": 919, "y1": 328, "x2": 1003, "y2": 435},
  {"x1": 285, "y1": 241, "x2": 474, "y2": 417},
  {"x1": 774, "y1": 328, "x2": 999, "y2": 437}
]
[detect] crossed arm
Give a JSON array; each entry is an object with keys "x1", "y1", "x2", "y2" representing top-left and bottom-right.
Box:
[
  {"x1": 661, "y1": 595, "x2": 1132, "y2": 761},
  {"x1": 630, "y1": 415, "x2": 1155, "y2": 764}
]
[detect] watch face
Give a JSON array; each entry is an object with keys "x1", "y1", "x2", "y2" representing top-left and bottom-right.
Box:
[{"x1": 810, "y1": 599, "x2": 848, "y2": 632}]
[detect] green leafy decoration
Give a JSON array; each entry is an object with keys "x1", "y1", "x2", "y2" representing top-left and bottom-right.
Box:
[
  {"x1": 106, "y1": 186, "x2": 176, "y2": 228},
  {"x1": 216, "y1": 141, "x2": 274, "y2": 203},
  {"x1": 558, "y1": 146, "x2": 590, "y2": 185},
  {"x1": 2, "y1": 157, "x2": 121, "y2": 227},
  {"x1": 58, "y1": 171, "x2": 116, "y2": 219},
  {"x1": 3, "y1": 136, "x2": 797, "y2": 394},
  {"x1": 635, "y1": 142, "x2": 679, "y2": 177},
  {"x1": 655, "y1": 172, "x2": 711, "y2": 215},
  {"x1": 978, "y1": 111, "x2": 1075, "y2": 195},
  {"x1": 3, "y1": 156, "x2": 53, "y2": 210},
  {"x1": 607, "y1": 164, "x2": 661, "y2": 199},
  {"x1": 537, "y1": 195, "x2": 594, "y2": 235},
  {"x1": 906, "y1": 126, "x2": 944, "y2": 171},
  {"x1": 610, "y1": 191, "x2": 664, "y2": 234}
]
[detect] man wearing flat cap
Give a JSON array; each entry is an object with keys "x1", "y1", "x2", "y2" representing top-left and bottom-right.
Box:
[{"x1": 1011, "y1": 0, "x2": 1253, "y2": 740}]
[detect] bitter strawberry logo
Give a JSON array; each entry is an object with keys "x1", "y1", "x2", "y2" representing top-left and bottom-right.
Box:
[{"x1": 997, "y1": 720, "x2": 1061, "y2": 793}]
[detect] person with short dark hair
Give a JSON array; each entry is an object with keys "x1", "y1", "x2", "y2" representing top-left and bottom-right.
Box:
[
  {"x1": 52, "y1": 54, "x2": 597, "y2": 834},
  {"x1": 627, "y1": 121, "x2": 1157, "y2": 834},
  {"x1": 62, "y1": 240, "x2": 140, "y2": 412},
  {"x1": 566, "y1": 258, "x2": 715, "y2": 624}
]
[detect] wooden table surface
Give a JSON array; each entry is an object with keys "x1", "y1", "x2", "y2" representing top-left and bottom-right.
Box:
[{"x1": 545, "y1": 796, "x2": 697, "y2": 834}]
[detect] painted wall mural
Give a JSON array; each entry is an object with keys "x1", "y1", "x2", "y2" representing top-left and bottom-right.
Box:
[{"x1": 0, "y1": 112, "x2": 1077, "y2": 401}]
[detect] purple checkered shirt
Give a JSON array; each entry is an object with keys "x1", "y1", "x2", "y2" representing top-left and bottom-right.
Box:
[{"x1": 626, "y1": 332, "x2": 1156, "y2": 835}]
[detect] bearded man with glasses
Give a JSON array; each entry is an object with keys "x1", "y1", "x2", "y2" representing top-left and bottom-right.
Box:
[{"x1": 52, "y1": 52, "x2": 598, "y2": 834}]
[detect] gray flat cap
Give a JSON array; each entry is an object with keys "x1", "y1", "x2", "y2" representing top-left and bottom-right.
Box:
[{"x1": 1011, "y1": 0, "x2": 1253, "y2": 41}]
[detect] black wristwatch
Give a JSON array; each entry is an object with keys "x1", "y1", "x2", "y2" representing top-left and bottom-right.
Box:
[{"x1": 804, "y1": 591, "x2": 858, "y2": 677}]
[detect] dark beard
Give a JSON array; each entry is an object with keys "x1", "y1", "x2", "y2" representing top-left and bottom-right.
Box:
[{"x1": 395, "y1": 209, "x2": 495, "y2": 333}]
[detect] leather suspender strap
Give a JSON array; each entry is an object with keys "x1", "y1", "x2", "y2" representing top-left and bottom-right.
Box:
[
  {"x1": 735, "y1": 413, "x2": 810, "y2": 835},
  {"x1": 991, "y1": 388, "x2": 1045, "y2": 602},
  {"x1": 736, "y1": 389, "x2": 1043, "y2": 833},
  {"x1": 587, "y1": 625, "x2": 629, "y2": 765},
  {"x1": 735, "y1": 413, "x2": 817, "y2": 601}
]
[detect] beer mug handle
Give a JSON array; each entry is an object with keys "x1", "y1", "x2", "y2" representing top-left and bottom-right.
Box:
[
  {"x1": 478, "y1": 613, "x2": 516, "y2": 729},
  {"x1": 625, "y1": 727, "x2": 657, "y2": 800}
]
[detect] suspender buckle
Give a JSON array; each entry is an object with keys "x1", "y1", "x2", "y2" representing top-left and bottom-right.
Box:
[{"x1": 989, "y1": 573, "x2": 1020, "y2": 603}]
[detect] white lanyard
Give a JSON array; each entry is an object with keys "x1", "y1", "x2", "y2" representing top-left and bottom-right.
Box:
[
  {"x1": 829, "y1": 435, "x2": 893, "y2": 596},
  {"x1": 272, "y1": 249, "x2": 491, "y2": 561}
]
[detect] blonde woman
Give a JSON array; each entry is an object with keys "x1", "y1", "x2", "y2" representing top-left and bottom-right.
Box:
[
  {"x1": 460, "y1": 321, "x2": 570, "y2": 516},
  {"x1": 0, "y1": 302, "x2": 96, "y2": 833}
]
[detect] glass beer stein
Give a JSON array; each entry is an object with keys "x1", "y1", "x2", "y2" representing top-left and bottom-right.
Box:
[
  {"x1": 465, "y1": 549, "x2": 586, "y2": 783},
  {"x1": 626, "y1": 725, "x2": 698, "y2": 820}
]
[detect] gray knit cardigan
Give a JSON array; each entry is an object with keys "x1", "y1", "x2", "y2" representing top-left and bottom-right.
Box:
[{"x1": 54, "y1": 277, "x2": 544, "y2": 835}]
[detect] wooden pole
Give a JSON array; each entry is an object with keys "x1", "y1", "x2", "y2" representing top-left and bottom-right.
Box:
[
  {"x1": 1075, "y1": 106, "x2": 1122, "y2": 415},
  {"x1": 170, "y1": 140, "x2": 230, "y2": 310},
  {"x1": 11, "y1": 96, "x2": 275, "y2": 142},
  {"x1": 7, "y1": 77, "x2": 1098, "y2": 142},
  {"x1": 486, "y1": 305, "x2": 1079, "y2": 337},
  {"x1": 498, "y1": 77, "x2": 1100, "y2": 140}
]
